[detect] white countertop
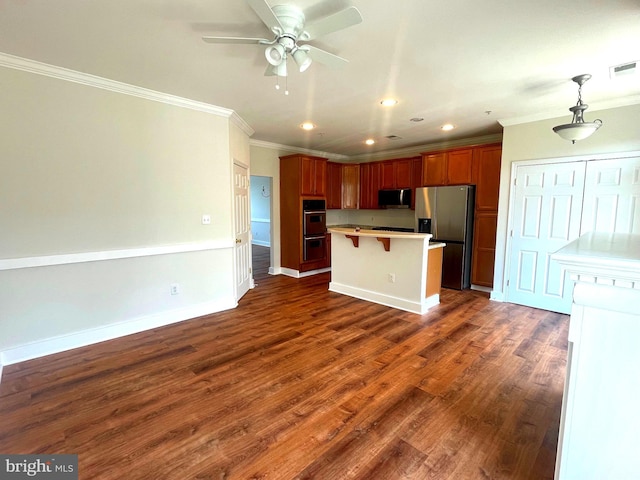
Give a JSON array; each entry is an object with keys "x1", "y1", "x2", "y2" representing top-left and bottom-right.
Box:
[
  {"x1": 328, "y1": 227, "x2": 431, "y2": 240},
  {"x1": 552, "y1": 232, "x2": 640, "y2": 283}
]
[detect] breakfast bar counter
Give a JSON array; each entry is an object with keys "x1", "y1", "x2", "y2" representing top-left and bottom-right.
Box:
[{"x1": 328, "y1": 227, "x2": 445, "y2": 314}]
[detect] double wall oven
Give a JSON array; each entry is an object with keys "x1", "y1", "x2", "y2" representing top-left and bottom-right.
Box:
[{"x1": 302, "y1": 199, "x2": 326, "y2": 262}]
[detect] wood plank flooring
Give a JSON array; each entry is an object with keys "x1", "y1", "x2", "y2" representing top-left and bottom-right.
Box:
[{"x1": 0, "y1": 250, "x2": 568, "y2": 479}]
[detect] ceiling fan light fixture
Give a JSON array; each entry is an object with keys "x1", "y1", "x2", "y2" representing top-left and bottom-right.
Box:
[
  {"x1": 292, "y1": 47, "x2": 312, "y2": 72},
  {"x1": 553, "y1": 74, "x2": 603, "y2": 144},
  {"x1": 265, "y1": 43, "x2": 286, "y2": 66}
]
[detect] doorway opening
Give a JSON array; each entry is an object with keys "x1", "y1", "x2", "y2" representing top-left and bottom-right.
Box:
[{"x1": 250, "y1": 175, "x2": 272, "y2": 280}]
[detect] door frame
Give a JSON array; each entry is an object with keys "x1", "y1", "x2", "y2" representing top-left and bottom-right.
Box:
[{"x1": 501, "y1": 150, "x2": 640, "y2": 308}]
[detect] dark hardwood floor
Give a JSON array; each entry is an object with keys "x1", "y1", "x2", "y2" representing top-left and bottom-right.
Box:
[{"x1": 0, "y1": 249, "x2": 568, "y2": 479}]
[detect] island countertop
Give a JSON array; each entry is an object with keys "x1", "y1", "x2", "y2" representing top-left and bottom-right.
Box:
[{"x1": 328, "y1": 226, "x2": 430, "y2": 239}]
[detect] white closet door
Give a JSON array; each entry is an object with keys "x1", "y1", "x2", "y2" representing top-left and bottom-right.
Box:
[
  {"x1": 234, "y1": 162, "x2": 252, "y2": 300},
  {"x1": 507, "y1": 162, "x2": 586, "y2": 314},
  {"x1": 580, "y1": 157, "x2": 640, "y2": 235}
]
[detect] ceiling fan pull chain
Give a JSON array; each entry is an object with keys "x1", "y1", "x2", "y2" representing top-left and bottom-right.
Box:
[{"x1": 285, "y1": 70, "x2": 289, "y2": 95}]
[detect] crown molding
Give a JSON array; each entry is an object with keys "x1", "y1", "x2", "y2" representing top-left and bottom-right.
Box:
[
  {"x1": 347, "y1": 134, "x2": 504, "y2": 163},
  {"x1": 249, "y1": 139, "x2": 350, "y2": 161},
  {"x1": 499, "y1": 94, "x2": 640, "y2": 127},
  {"x1": 251, "y1": 134, "x2": 503, "y2": 163},
  {"x1": 0, "y1": 52, "x2": 254, "y2": 136}
]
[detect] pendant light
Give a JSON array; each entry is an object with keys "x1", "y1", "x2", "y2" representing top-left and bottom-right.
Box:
[{"x1": 553, "y1": 74, "x2": 602, "y2": 144}]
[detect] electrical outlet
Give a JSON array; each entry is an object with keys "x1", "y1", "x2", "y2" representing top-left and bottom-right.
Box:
[
  {"x1": 170, "y1": 283, "x2": 180, "y2": 295},
  {"x1": 388, "y1": 273, "x2": 396, "y2": 283},
  {"x1": 202, "y1": 214, "x2": 211, "y2": 225}
]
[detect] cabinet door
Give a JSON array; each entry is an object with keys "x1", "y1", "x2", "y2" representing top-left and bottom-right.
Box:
[
  {"x1": 313, "y1": 158, "x2": 327, "y2": 196},
  {"x1": 359, "y1": 162, "x2": 381, "y2": 209},
  {"x1": 380, "y1": 161, "x2": 395, "y2": 189},
  {"x1": 359, "y1": 163, "x2": 371, "y2": 209},
  {"x1": 411, "y1": 157, "x2": 423, "y2": 209},
  {"x1": 422, "y1": 152, "x2": 447, "y2": 185},
  {"x1": 342, "y1": 164, "x2": 360, "y2": 209},
  {"x1": 300, "y1": 157, "x2": 316, "y2": 196},
  {"x1": 472, "y1": 145, "x2": 502, "y2": 211},
  {"x1": 326, "y1": 162, "x2": 342, "y2": 209},
  {"x1": 447, "y1": 148, "x2": 473, "y2": 185},
  {"x1": 471, "y1": 212, "x2": 498, "y2": 287},
  {"x1": 395, "y1": 159, "x2": 413, "y2": 188},
  {"x1": 300, "y1": 157, "x2": 327, "y2": 196}
]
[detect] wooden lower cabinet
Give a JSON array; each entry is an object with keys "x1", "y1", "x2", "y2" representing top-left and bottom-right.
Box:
[{"x1": 471, "y1": 212, "x2": 497, "y2": 287}]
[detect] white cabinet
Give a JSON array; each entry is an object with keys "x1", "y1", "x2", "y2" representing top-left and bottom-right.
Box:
[{"x1": 553, "y1": 233, "x2": 640, "y2": 479}]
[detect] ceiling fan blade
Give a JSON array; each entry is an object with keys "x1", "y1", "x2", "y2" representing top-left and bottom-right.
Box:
[
  {"x1": 306, "y1": 45, "x2": 348, "y2": 68},
  {"x1": 303, "y1": 6, "x2": 363, "y2": 40},
  {"x1": 202, "y1": 36, "x2": 269, "y2": 44},
  {"x1": 247, "y1": 0, "x2": 283, "y2": 33}
]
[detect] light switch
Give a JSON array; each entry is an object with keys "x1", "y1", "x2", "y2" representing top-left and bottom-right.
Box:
[{"x1": 202, "y1": 214, "x2": 211, "y2": 225}]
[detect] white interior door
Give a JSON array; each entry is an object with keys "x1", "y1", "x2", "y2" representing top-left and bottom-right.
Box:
[
  {"x1": 507, "y1": 162, "x2": 586, "y2": 314},
  {"x1": 234, "y1": 162, "x2": 251, "y2": 300},
  {"x1": 580, "y1": 157, "x2": 640, "y2": 235}
]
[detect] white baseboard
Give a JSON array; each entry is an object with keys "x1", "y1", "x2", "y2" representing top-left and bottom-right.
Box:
[
  {"x1": 490, "y1": 290, "x2": 505, "y2": 302},
  {"x1": 329, "y1": 282, "x2": 439, "y2": 314},
  {"x1": 471, "y1": 284, "x2": 492, "y2": 293},
  {"x1": 280, "y1": 267, "x2": 331, "y2": 278},
  {"x1": 0, "y1": 297, "x2": 237, "y2": 382},
  {"x1": 251, "y1": 240, "x2": 271, "y2": 247}
]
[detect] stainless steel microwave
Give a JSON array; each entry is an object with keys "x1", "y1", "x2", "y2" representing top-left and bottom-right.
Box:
[{"x1": 378, "y1": 189, "x2": 411, "y2": 208}]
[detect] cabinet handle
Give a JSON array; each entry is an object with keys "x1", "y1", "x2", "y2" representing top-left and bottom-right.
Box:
[{"x1": 235, "y1": 239, "x2": 241, "y2": 244}]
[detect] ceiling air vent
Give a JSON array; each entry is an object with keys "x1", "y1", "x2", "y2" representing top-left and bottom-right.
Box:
[
  {"x1": 610, "y1": 61, "x2": 637, "y2": 79},
  {"x1": 385, "y1": 135, "x2": 403, "y2": 140}
]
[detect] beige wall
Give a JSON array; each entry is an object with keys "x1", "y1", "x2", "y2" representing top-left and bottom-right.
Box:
[
  {"x1": 0, "y1": 66, "x2": 245, "y2": 359},
  {"x1": 493, "y1": 103, "x2": 640, "y2": 300},
  {"x1": 1, "y1": 67, "x2": 232, "y2": 257},
  {"x1": 249, "y1": 143, "x2": 303, "y2": 272}
]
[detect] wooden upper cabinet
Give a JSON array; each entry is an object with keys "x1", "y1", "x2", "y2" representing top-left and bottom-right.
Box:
[
  {"x1": 395, "y1": 159, "x2": 413, "y2": 188},
  {"x1": 380, "y1": 161, "x2": 395, "y2": 189},
  {"x1": 422, "y1": 152, "x2": 447, "y2": 185},
  {"x1": 472, "y1": 144, "x2": 502, "y2": 211},
  {"x1": 380, "y1": 158, "x2": 417, "y2": 189},
  {"x1": 422, "y1": 149, "x2": 472, "y2": 186},
  {"x1": 359, "y1": 162, "x2": 381, "y2": 209},
  {"x1": 299, "y1": 155, "x2": 327, "y2": 197},
  {"x1": 342, "y1": 164, "x2": 360, "y2": 209},
  {"x1": 446, "y1": 148, "x2": 473, "y2": 185},
  {"x1": 326, "y1": 162, "x2": 342, "y2": 209}
]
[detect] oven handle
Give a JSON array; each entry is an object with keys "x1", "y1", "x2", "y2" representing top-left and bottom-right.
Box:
[
  {"x1": 303, "y1": 210, "x2": 326, "y2": 215},
  {"x1": 304, "y1": 235, "x2": 326, "y2": 241}
]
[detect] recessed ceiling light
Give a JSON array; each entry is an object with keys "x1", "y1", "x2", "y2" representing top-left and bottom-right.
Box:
[
  {"x1": 365, "y1": 139, "x2": 375, "y2": 145},
  {"x1": 300, "y1": 122, "x2": 316, "y2": 130},
  {"x1": 440, "y1": 123, "x2": 456, "y2": 131},
  {"x1": 380, "y1": 99, "x2": 398, "y2": 107}
]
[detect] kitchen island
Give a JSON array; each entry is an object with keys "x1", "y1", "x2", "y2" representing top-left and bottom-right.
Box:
[{"x1": 328, "y1": 227, "x2": 445, "y2": 314}]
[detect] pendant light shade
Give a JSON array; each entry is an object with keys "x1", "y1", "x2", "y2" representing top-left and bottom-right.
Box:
[{"x1": 553, "y1": 74, "x2": 602, "y2": 144}]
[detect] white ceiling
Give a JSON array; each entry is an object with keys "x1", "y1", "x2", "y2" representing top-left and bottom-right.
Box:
[{"x1": 0, "y1": 0, "x2": 638, "y2": 158}]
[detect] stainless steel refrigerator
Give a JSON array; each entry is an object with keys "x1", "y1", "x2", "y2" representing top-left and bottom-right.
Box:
[{"x1": 415, "y1": 185, "x2": 475, "y2": 289}]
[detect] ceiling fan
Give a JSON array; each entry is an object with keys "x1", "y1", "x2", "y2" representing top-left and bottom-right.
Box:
[{"x1": 202, "y1": 0, "x2": 363, "y2": 79}]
